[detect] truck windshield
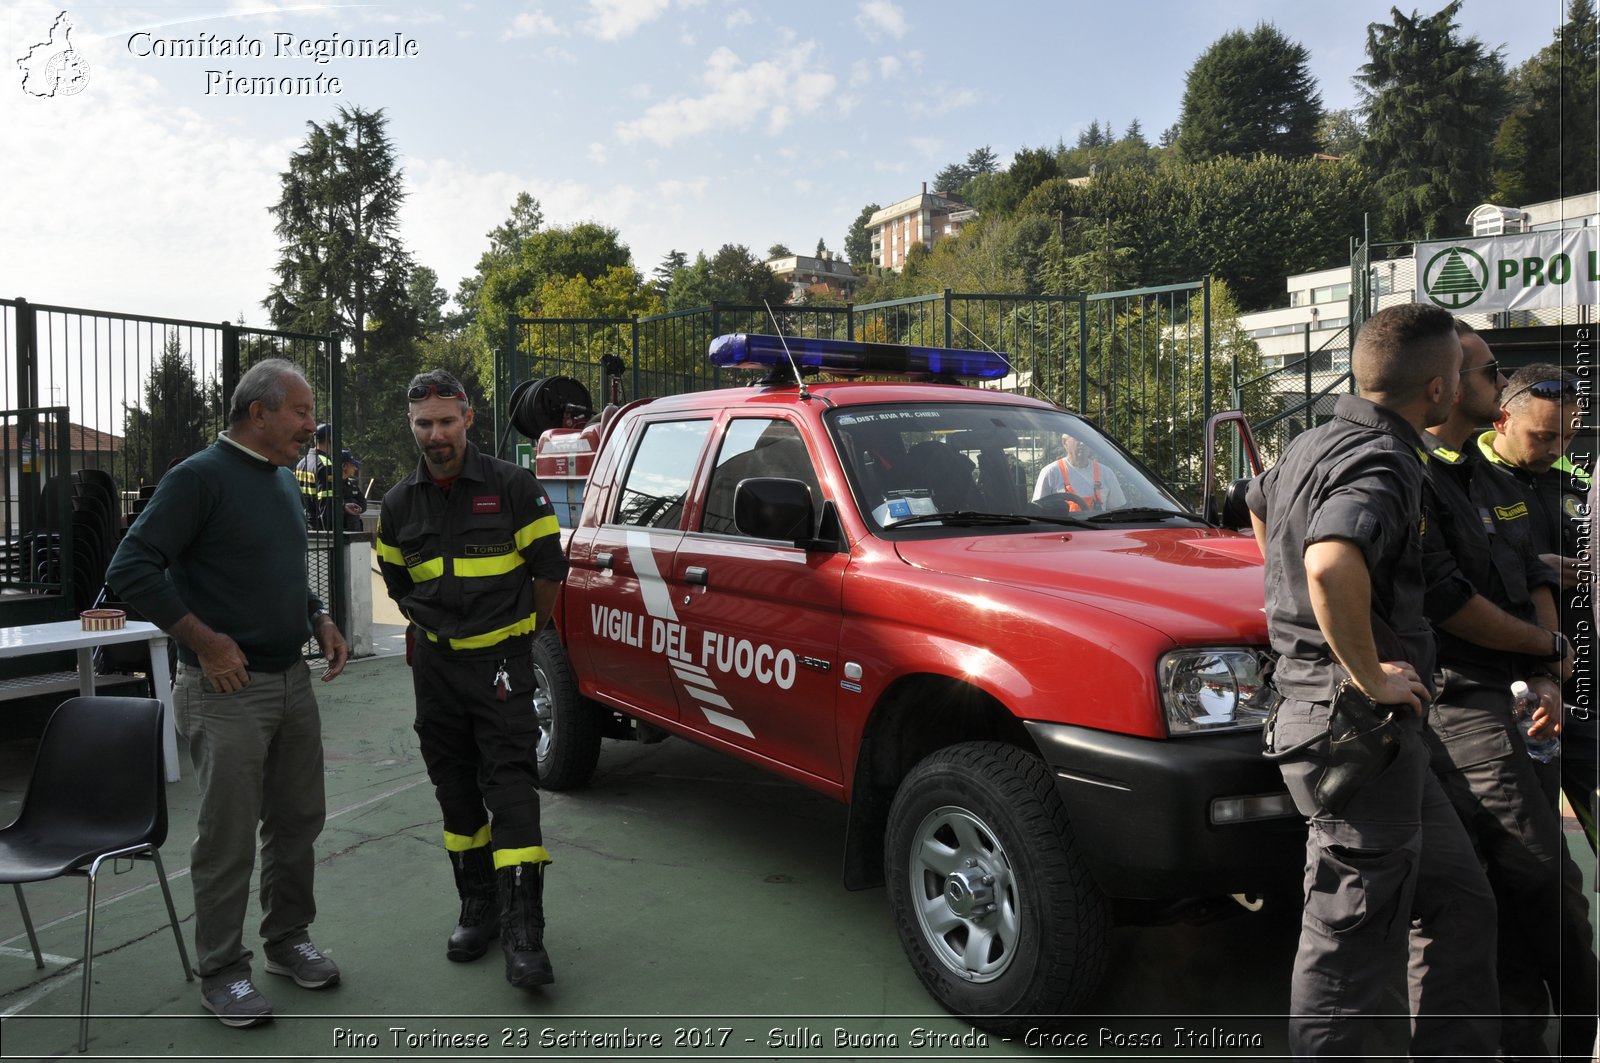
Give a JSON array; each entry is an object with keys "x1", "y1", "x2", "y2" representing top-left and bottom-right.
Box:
[{"x1": 828, "y1": 403, "x2": 1191, "y2": 532}]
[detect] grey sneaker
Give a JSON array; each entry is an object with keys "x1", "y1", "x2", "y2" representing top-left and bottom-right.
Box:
[
  {"x1": 264, "y1": 940, "x2": 341, "y2": 989},
  {"x1": 201, "y1": 979, "x2": 274, "y2": 1027}
]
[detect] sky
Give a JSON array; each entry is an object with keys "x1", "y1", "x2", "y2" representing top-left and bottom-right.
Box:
[{"x1": 0, "y1": 0, "x2": 1573, "y2": 328}]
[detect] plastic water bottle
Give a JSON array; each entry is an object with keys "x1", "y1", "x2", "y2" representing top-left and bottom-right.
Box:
[{"x1": 1511, "y1": 680, "x2": 1560, "y2": 763}]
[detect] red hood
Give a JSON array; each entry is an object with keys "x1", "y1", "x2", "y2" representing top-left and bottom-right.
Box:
[{"x1": 892, "y1": 527, "x2": 1267, "y2": 645}]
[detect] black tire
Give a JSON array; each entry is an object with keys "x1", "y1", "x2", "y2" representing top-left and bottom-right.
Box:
[
  {"x1": 531, "y1": 629, "x2": 602, "y2": 790},
  {"x1": 885, "y1": 741, "x2": 1109, "y2": 1034}
]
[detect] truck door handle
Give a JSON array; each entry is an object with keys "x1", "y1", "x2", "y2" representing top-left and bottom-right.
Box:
[
  {"x1": 685, "y1": 566, "x2": 708, "y2": 586},
  {"x1": 596, "y1": 552, "x2": 614, "y2": 570}
]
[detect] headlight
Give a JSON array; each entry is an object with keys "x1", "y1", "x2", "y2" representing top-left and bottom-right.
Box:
[{"x1": 1158, "y1": 649, "x2": 1277, "y2": 735}]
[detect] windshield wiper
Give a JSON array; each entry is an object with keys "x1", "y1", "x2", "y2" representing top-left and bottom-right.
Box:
[
  {"x1": 886, "y1": 510, "x2": 1095, "y2": 530},
  {"x1": 1086, "y1": 506, "x2": 1199, "y2": 524}
]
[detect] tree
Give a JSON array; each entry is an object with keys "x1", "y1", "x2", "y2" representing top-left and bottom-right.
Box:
[
  {"x1": 933, "y1": 145, "x2": 1000, "y2": 197},
  {"x1": 265, "y1": 105, "x2": 421, "y2": 446},
  {"x1": 844, "y1": 203, "x2": 881, "y2": 265},
  {"x1": 1355, "y1": 1, "x2": 1508, "y2": 239},
  {"x1": 979, "y1": 145, "x2": 1061, "y2": 216},
  {"x1": 455, "y1": 192, "x2": 544, "y2": 328},
  {"x1": 1317, "y1": 109, "x2": 1365, "y2": 158},
  {"x1": 1177, "y1": 23, "x2": 1323, "y2": 161},
  {"x1": 120, "y1": 333, "x2": 218, "y2": 487},
  {"x1": 665, "y1": 244, "x2": 790, "y2": 309},
  {"x1": 1491, "y1": 0, "x2": 1597, "y2": 204},
  {"x1": 767, "y1": 243, "x2": 792, "y2": 259},
  {"x1": 815, "y1": 237, "x2": 829, "y2": 257},
  {"x1": 652, "y1": 249, "x2": 688, "y2": 298}
]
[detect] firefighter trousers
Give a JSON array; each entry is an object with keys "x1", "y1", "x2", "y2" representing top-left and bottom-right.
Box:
[{"x1": 411, "y1": 635, "x2": 543, "y2": 851}]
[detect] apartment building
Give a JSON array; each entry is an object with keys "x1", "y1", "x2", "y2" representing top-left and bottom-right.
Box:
[{"x1": 866, "y1": 183, "x2": 975, "y2": 270}]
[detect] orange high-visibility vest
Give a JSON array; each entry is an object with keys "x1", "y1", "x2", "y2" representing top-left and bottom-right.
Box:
[{"x1": 1054, "y1": 458, "x2": 1102, "y2": 511}]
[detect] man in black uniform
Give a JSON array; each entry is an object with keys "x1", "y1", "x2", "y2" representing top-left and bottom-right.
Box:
[
  {"x1": 1419, "y1": 324, "x2": 1591, "y2": 1058},
  {"x1": 1248, "y1": 303, "x2": 1498, "y2": 1058},
  {"x1": 376, "y1": 370, "x2": 568, "y2": 988},
  {"x1": 294, "y1": 423, "x2": 335, "y2": 529},
  {"x1": 1473, "y1": 363, "x2": 1594, "y2": 850}
]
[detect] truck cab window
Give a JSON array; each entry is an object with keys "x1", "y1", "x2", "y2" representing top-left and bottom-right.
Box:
[
  {"x1": 702, "y1": 419, "x2": 821, "y2": 537},
  {"x1": 614, "y1": 419, "x2": 710, "y2": 528}
]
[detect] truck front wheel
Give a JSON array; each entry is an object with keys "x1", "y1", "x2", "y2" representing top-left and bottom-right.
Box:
[
  {"x1": 884, "y1": 741, "x2": 1108, "y2": 1033},
  {"x1": 531, "y1": 629, "x2": 602, "y2": 790}
]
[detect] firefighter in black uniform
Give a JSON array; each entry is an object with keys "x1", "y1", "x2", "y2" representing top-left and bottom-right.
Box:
[
  {"x1": 294, "y1": 423, "x2": 335, "y2": 529},
  {"x1": 1247, "y1": 304, "x2": 1498, "y2": 1059},
  {"x1": 375, "y1": 370, "x2": 568, "y2": 988},
  {"x1": 1418, "y1": 325, "x2": 1591, "y2": 1059},
  {"x1": 1473, "y1": 362, "x2": 1595, "y2": 850}
]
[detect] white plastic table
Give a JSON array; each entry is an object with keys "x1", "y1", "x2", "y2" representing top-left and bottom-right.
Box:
[{"x1": 0, "y1": 620, "x2": 179, "y2": 782}]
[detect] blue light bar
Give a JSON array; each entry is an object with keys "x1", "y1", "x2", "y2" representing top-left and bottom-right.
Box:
[{"x1": 708, "y1": 333, "x2": 1010, "y2": 380}]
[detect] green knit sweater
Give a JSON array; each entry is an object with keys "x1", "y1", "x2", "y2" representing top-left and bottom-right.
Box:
[{"x1": 107, "y1": 436, "x2": 323, "y2": 672}]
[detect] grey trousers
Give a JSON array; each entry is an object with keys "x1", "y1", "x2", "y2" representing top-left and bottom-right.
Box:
[
  {"x1": 1273, "y1": 697, "x2": 1500, "y2": 1059},
  {"x1": 175, "y1": 661, "x2": 326, "y2": 990}
]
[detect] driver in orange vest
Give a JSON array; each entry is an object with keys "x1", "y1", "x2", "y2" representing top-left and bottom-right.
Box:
[{"x1": 1032, "y1": 432, "x2": 1124, "y2": 512}]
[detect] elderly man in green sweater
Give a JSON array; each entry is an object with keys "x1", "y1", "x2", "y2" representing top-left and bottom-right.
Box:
[{"x1": 107, "y1": 357, "x2": 349, "y2": 1028}]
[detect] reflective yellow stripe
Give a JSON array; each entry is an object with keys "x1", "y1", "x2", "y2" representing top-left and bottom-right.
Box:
[
  {"x1": 444, "y1": 613, "x2": 540, "y2": 650},
  {"x1": 493, "y1": 845, "x2": 551, "y2": 869},
  {"x1": 374, "y1": 538, "x2": 406, "y2": 566},
  {"x1": 409, "y1": 557, "x2": 444, "y2": 582},
  {"x1": 515, "y1": 514, "x2": 560, "y2": 551},
  {"x1": 454, "y1": 552, "x2": 526, "y2": 578},
  {"x1": 443, "y1": 825, "x2": 491, "y2": 852}
]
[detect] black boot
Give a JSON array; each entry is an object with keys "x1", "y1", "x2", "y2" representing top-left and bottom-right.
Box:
[
  {"x1": 497, "y1": 863, "x2": 554, "y2": 987},
  {"x1": 446, "y1": 848, "x2": 499, "y2": 962}
]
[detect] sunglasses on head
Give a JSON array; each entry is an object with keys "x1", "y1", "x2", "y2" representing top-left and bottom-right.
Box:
[
  {"x1": 1501, "y1": 378, "x2": 1577, "y2": 404},
  {"x1": 407, "y1": 382, "x2": 467, "y2": 402}
]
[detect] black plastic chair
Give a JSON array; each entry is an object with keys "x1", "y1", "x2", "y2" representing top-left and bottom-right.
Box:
[{"x1": 0, "y1": 696, "x2": 193, "y2": 1052}]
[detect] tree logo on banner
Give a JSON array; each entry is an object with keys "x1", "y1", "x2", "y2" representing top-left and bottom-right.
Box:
[{"x1": 1422, "y1": 246, "x2": 1488, "y2": 310}]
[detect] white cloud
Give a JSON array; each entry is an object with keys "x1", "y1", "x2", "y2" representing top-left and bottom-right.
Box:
[
  {"x1": 502, "y1": 9, "x2": 562, "y2": 40},
  {"x1": 657, "y1": 177, "x2": 709, "y2": 199},
  {"x1": 582, "y1": 0, "x2": 671, "y2": 41},
  {"x1": 855, "y1": 0, "x2": 907, "y2": 40},
  {"x1": 849, "y1": 59, "x2": 872, "y2": 87},
  {"x1": 910, "y1": 88, "x2": 976, "y2": 116},
  {"x1": 614, "y1": 41, "x2": 836, "y2": 147},
  {"x1": 725, "y1": 8, "x2": 752, "y2": 29},
  {"x1": 587, "y1": 142, "x2": 608, "y2": 163},
  {"x1": 905, "y1": 136, "x2": 944, "y2": 159},
  {"x1": 877, "y1": 55, "x2": 901, "y2": 79}
]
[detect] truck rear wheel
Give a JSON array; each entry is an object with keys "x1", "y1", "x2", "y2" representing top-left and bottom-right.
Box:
[
  {"x1": 531, "y1": 629, "x2": 602, "y2": 790},
  {"x1": 885, "y1": 741, "x2": 1108, "y2": 1033}
]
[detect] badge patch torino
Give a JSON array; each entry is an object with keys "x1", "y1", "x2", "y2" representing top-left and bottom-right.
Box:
[{"x1": 472, "y1": 495, "x2": 502, "y2": 514}]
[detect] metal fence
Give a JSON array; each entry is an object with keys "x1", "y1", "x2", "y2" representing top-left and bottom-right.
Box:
[
  {"x1": 0, "y1": 297, "x2": 345, "y2": 640},
  {"x1": 495, "y1": 280, "x2": 1268, "y2": 509}
]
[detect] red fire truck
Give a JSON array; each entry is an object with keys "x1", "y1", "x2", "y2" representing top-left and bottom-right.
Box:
[{"x1": 524, "y1": 334, "x2": 1300, "y2": 1032}]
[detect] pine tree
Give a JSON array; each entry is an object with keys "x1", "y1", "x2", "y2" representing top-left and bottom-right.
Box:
[
  {"x1": 1177, "y1": 23, "x2": 1323, "y2": 161},
  {"x1": 1491, "y1": 0, "x2": 1597, "y2": 204},
  {"x1": 265, "y1": 106, "x2": 420, "y2": 442},
  {"x1": 1355, "y1": 1, "x2": 1509, "y2": 239}
]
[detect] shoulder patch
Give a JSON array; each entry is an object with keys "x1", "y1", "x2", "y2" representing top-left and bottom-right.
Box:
[
  {"x1": 1493, "y1": 501, "x2": 1530, "y2": 521},
  {"x1": 1564, "y1": 496, "x2": 1586, "y2": 521}
]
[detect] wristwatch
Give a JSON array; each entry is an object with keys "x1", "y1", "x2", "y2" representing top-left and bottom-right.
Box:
[{"x1": 1536, "y1": 630, "x2": 1570, "y2": 663}]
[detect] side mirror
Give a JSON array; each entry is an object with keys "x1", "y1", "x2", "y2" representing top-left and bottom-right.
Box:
[
  {"x1": 1220, "y1": 478, "x2": 1254, "y2": 531},
  {"x1": 734, "y1": 477, "x2": 814, "y2": 542}
]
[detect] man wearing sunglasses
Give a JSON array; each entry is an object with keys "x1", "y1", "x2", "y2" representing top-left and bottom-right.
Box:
[
  {"x1": 375, "y1": 369, "x2": 568, "y2": 989},
  {"x1": 1419, "y1": 327, "x2": 1592, "y2": 1059},
  {"x1": 1474, "y1": 363, "x2": 1596, "y2": 854}
]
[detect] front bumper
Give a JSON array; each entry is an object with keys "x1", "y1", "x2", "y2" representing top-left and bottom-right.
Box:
[{"x1": 1024, "y1": 720, "x2": 1304, "y2": 899}]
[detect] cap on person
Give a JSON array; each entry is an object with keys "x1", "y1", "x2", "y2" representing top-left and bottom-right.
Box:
[
  {"x1": 339, "y1": 449, "x2": 359, "y2": 466},
  {"x1": 315, "y1": 423, "x2": 332, "y2": 442}
]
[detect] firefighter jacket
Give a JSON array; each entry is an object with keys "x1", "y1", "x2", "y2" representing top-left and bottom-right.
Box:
[
  {"x1": 295, "y1": 448, "x2": 334, "y2": 528},
  {"x1": 376, "y1": 442, "x2": 568, "y2": 655}
]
